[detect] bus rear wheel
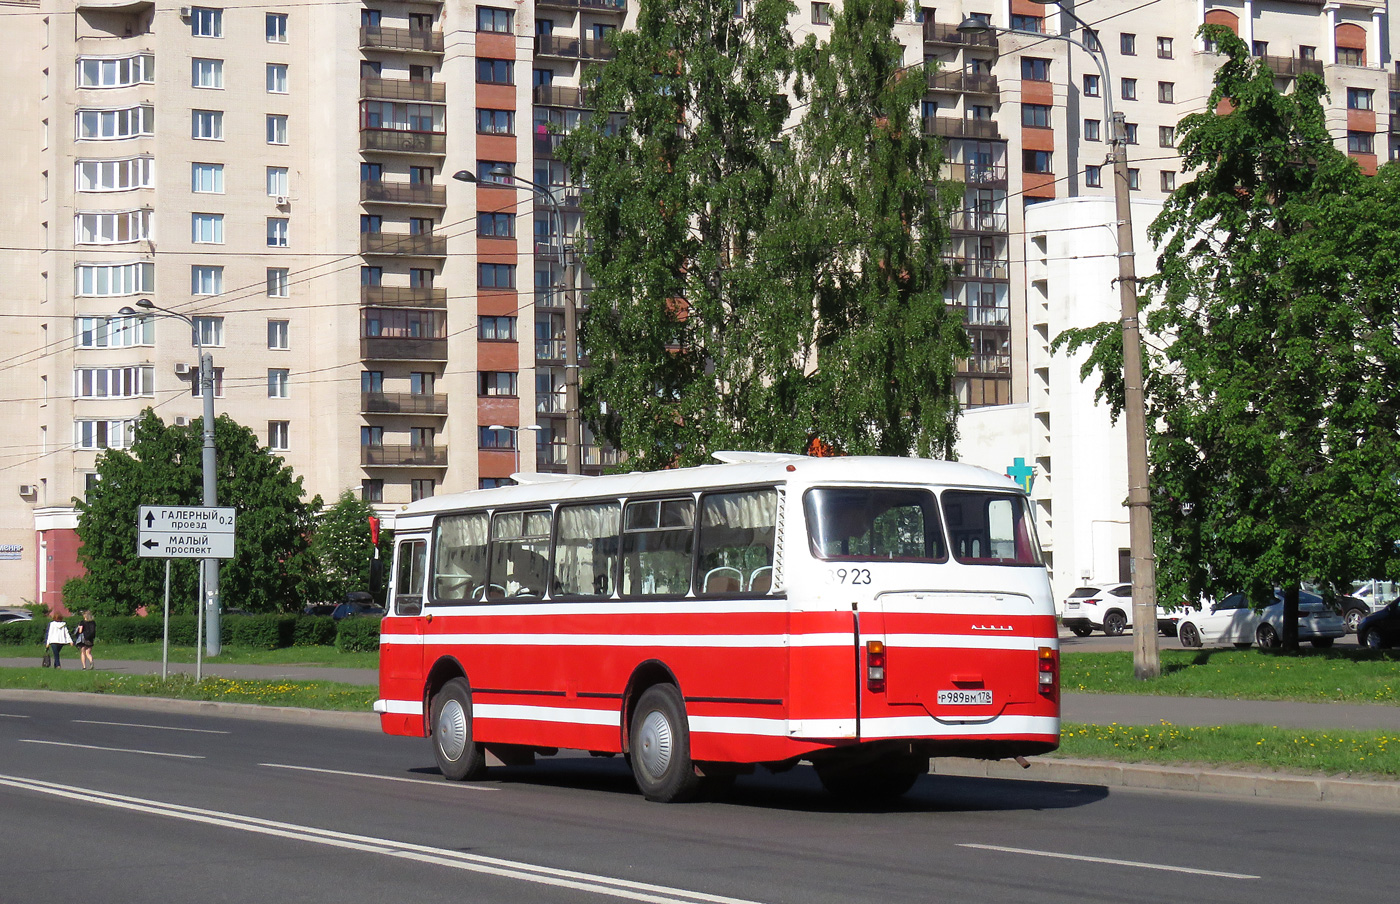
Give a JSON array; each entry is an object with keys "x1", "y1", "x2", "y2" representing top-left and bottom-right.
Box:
[
  {"x1": 816, "y1": 758, "x2": 923, "y2": 801},
  {"x1": 431, "y1": 678, "x2": 487, "y2": 781},
  {"x1": 630, "y1": 684, "x2": 702, "y2": 803}
]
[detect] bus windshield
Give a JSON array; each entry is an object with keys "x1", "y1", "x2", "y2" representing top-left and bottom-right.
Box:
[{"x1": 804, "y1": 487, "x2": 947, "y2": 562}]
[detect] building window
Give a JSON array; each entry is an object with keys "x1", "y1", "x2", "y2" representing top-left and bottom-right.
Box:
[
  {"x1": 479, "y1": 211, "x2": 515, "y2": 237},
  {"x1": 1009, "y1": 14, "x2": 1043, "y2": 32},
  {"x1": 192, "y1": 109, "x2": 223, "y2": 140},
  {"x1": 811, "y1": 2, "x2": 832, "y2": 25},
  {"x1": 361, "y1": 266, "x2": 383, "y2": 286},
  {"x1": 1157, "y1": 36, "x2": 1173, "y2": 59},
  {"x1": 75, "y1": 210, "x2": 150, "y2": 244},
  {"x1": 479, "y1": 426, "x2": 515, "y2": 449},
  {"x1": 192, "y1": 162, "x2": 223, "y2": 193},
  {"x1": 190, "y1": 7, "x2": 222, "y2": 38},
  {"x1": 480, "y1": 477, "x2": 512, "y2": 489},
  {"x1": 1121, "y1": 78, "x2": 1137, "y2": 101},
  {"x1": 75, "y1": 315, "x2": 152, "y2": 348},
  {"x1": 1082, "y1": 29, "x2": 1101, "y2": 52},
  {"x1": 479, "y1": 263, "x2": 516, "y2": 288},
  {"x1": 78, "y1": 156, "x2": 155, "y2": 192},
  {"x1": 479, "y1": 371, "x2": 519, "y2": 397},
  {"x1": 476, "y1": 109, "x2": 514, "y2": 135},
  {"x1": 1127, "y1": 168, "x2": 1141, "y2": 190},
  {"x1": 1120, "y1": 33, "x2": 1136, "y2": 55},
  {"x1": 77, "y1": 54, "x2": 154, "y2": 88},
  {"x1": 1083, "y1": 118, "x2": 1101, "y2": 141},
  {"x1": 267, "y1": 63, "x2": 288, "y2": 94},
  {"x1": 478, "y1": 161, "x2": 515, "y2": 184},
  {"x1": 267, "y1": 166, "x2": 289, "y2": 197},
  {"x1": 76, "y1": 261, "x2": 153, "y2": 296},
  {"x1": 411, "y1": 479, "x2": 435, "y2": 502},
  {"x1": 192, "y1": 58, "x2": 223, "y2": 89},
  {"x1": 1158, "y1": 81, "x2": 1174, "y2": 103},
  {"x1": 75, "y1": 419, "x2": 137, "y2": 450},
  {"x1": 1022, "y1": 104, "x2": 1052, "y2": 128},
  {"x1": 410, "y1": 217, "x2": 434, "y2": 236},
  {"x1": 191, "y1": 212, "x2": 224, "y2": 244},
  {"x1": 268, "y1": 368, "x2": 290, "y2": 398},
  {"x1": 266, "y1": 12, "x2": 288, "y2": 42},
  {"x1": 1252, "y1": 40, "x2": 1268, "y2": 57},
  {"x1": 1159, "y1": 125, "x2": 1176, "y2": 147},
  {"x1": 1348, "y1": 131, "x2": 1375, "y2": 154},
  {"x1": 192, "y1": 316, "x2": 223, "y2": 347},
  {"x1": 1160, "y1": 170, "x2": 1177, "y2": 192},
  {"x1": 191, "y1": 265, "x2": 223, "y2": 295},
  {"x1": 268, "y1": 320, "x2": 289, "y2": 350},
  {"x1": 1083, "y1": 74, "x2": 1100, "y2": 97},
  {"x1": 1348, "y1": 88, "x2": 1374, "y2": 110},
  {"x1": 1085, "y1": 165, "x2": 1102, "y2": 188},
  {"x1": 267, "y1": 218, "x2": 289, "y2": 247},
  {"x1": 268, "y1": 421, "x2": 289, "y2": 451},
  {"x1": 267, "y1": 114, "x2": 288, "y2": 144},
  {"x1": 477, "y1": 59, "x2": 513, "y2": 84},
  {"x1": 360, "y1": 214, "x2": 382, "y2": 234},
  {"x1": 409, "y1": 268, "x2": 434, "y2": 289},
  {"x1": 1021, "y1": 57, "x2": 1050, "y2": 81},
  {"x1": 267, "y1": 268, "x2": 290, "y2": 297},
  {"x1": 74, "y1": 366, "x2": 153, "y2": 399},
  {"x1": 477, "y1": 6, "x2": 512, "y2": 33},
  {"x1": 1124, "y1": 122, "x2": 1139, "y2": 144},
  {"x1": 1023, "y1": 150, "x2": 1053, "y2": 173},
  {"x1": 1299, "y1": 45, "x2": 1317, "y2": 61},
  {"x1": 1338, "y1": 47, "x2": 1364, "y2": 67},
  {"x1": 361, "y1": 479, "x2": 384, "y2": 503},
  {"x1": 362, "y1": 426, "x2": 384, "y2": 447},
  {"x1": 480, "y1": 315, "x2": 517, "y2": 340}
]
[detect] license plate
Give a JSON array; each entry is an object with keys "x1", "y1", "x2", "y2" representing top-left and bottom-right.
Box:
[
  {"x1": 1067, "y1": 602, "x2": 1080, "y2": 609},
  {"x1": 938, "y1": 689, "x2": 993, "y2": 706}
]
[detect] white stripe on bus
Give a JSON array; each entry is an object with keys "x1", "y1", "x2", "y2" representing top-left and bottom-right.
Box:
[{"x1": 381, "y1": 633, "x2": 1058, "y2": 650}]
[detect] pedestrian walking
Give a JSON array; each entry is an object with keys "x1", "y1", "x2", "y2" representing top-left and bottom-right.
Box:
[
  {"x1": 74, "y1": 609, "x2": 96, "y2": 670},
  {"x1": 44, "y1": 614, "x2": 73, "y2": 669}
]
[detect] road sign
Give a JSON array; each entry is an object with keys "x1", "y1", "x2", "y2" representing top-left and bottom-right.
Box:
[{"x1": 137, "y1": 506, "x2": 236, "y2": 559}]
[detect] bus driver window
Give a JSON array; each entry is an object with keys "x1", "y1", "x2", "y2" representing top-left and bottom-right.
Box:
[{"x1": 393, "y1": 539, "x2": 427, "y2": 616}]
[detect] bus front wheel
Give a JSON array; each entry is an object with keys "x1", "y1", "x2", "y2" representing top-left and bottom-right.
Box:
[
  {"x1": 629, "y1": 684, "x2": 702, "y2": 803},
  {"x1": 431, "y1": 678, "x2": 487, "y2": 781}
]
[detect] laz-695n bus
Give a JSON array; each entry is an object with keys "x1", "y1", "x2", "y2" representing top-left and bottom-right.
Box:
[{"x1": 375, "y1": 453, "x2": 1059, "y2": 802}]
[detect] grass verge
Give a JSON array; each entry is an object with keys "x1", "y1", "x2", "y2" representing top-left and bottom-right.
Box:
[
  {"x1": 1055, "y1": 720, "x2": 1400, "y2": 778},
  {"x1": 1062, "y1": 647, "x2": 1400, "y2": 705},
  {"x1": 0, "y1": 667, "x2": 375, "y2": 711},
  {"x1": 2, "y1": 643, "x2": 378, "y2": 670}
]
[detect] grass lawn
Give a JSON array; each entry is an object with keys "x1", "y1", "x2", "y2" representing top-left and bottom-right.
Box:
[
  {"x1": 0, "y1": 666, "x2": 375, "y2": 711},
  {"x1": 1062, "y1": 647, "x2": 1400, "y2": 705},
  {"x1": 3, "y1": 642, "x2": 378, "y2": 670}
]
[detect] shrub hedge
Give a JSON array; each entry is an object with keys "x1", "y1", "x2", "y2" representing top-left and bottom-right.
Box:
[{"x1": 0, "y1": 614, "x2": 373, "y2": 650}]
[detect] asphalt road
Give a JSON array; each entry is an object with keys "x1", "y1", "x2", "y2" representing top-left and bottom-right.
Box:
[{"x1": 1, "y1": 697, "x2": 1395, "y2": 904}]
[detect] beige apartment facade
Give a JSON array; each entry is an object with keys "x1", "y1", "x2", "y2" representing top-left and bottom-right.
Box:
[{"x1": 0, "y1": 0, "x2": 1394, "y2": 609}]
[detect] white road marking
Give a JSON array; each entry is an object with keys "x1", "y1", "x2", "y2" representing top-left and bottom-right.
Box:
[
  {"x1": 19, "y1": 740, "x2": 204, "y2": 760},
  {"x1": 0, "y1": 713, "x2": 30, "y2": 719},
  {"x1": 73, "y1": 720, "x2": 229, "y2": 735},
  {"x1": 957, "y1": 843, "x2": 1260, "y2": 880},
  {"x1": 0, "y1": 773, "x2": 768, "y2": 904},
  {"x1": 259, "y1": 762, "x2": 499, "y2": 791}
]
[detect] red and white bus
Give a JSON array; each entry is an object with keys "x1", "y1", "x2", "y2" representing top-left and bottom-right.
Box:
[{"x1": 375, "y1": 453, "x2": 1058, "y2": 801}]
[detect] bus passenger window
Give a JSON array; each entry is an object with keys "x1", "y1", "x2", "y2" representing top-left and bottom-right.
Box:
[
  {"x1": 393, "y1": 539, "x2": 427, "y2": 615},
  {"x1": 804, "y1": 487, "x2": 947, "y2": 562},
  {"x1": 432, "y1": 512, "x2": 489, "y2": 601},
  {"x1": 552, "y1": 501, "x2": 620, "y2": 597},
  {"x1": 622, "y1": 498, "x2": 695, "y2": 597},
  {"x1": 489, "y1": 510, "x2": 552, "y2": 598},
  {"x1": 942, "y1": 491, "x2": 1044, "y2": 565},
  {"x1": 697, "y1": 488, "x2": 779, "y2": 595}
]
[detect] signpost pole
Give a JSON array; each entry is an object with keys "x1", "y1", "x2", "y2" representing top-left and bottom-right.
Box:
[
  {"x1": 161, "y1": 559, "x2": 171, "y2": 681},
  {"x1": 195, "y1": 567, "x2": 204, "y2": 683}
]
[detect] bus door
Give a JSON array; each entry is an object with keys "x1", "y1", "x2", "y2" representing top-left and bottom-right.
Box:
[{"x1": 379, "y1": 538, "x2": 428, "y2": 734}]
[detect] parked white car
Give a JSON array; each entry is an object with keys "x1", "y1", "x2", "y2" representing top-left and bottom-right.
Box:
[
  {"x1": 1061, "y1": 583, "x2": 1179, "y2": 637},
  {"x1": 1175, "y1": 589, "x2": 1345, "y2": 649}
]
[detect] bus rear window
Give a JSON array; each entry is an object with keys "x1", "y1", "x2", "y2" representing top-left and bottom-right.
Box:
[
  {"x1": 942, "y1": 491, "x2": 1043, "y2": 566},
  {"x1": 804, "y1": 487, "x2": 947, "y2": 562}
]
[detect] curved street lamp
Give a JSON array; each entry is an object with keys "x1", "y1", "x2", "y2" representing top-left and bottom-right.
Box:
[
  {"x1": 456, "y1": 168, "x2": 582, "y2": 475},
  {"x1": 959, "y1": 4, "x2": 1159, "y2": 678},
  {"x1": 118, "y1": 298, "x2": 222, "y2": 657}
]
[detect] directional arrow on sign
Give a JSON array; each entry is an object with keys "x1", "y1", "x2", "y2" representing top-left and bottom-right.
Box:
[
  {"x1": 144, "y1": 511, "x2": 156, "y2": 528},
  {"x1": 142, "y1": 539, "x2": 160, "y2": 551}
]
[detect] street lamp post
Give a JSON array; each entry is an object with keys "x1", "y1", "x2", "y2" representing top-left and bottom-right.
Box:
[
  {"x1": 959, "y1": 7, "x2": 1159, "y2": 679},
  {"x1": 455, "y1": 169, "x2": 582, "y2": 475},
  {"x1": 487, "y1": 424, "x2": 542, "y2": 477},
  {"x1": 119, "y1": 298, "x2": 222, "y2": 657}
]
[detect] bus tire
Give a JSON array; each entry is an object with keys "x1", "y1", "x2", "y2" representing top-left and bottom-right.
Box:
[
  {"x1": 629, "y1": 684, "x2": 702, "y2": 803},
  {"x1": 816, "y1": 759, "x2": 922, "y2": 801},
  {"x1": 431, "y1": 678, "x2": 487, "y2": 781}
]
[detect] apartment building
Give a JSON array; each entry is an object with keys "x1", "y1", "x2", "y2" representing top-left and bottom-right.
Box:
[{"x1": 0, "y1": 0, "x2": 1394, "y2": 608}]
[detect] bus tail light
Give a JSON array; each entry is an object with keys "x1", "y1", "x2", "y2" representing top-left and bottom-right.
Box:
[
  {"x1": 1038, "y1": 646, "x2": 1058, "y2": 701},
  {"x1": 866, "y1": 640, "x2": 886, "y2": 693}
]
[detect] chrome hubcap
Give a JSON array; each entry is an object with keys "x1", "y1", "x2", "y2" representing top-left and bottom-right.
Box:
[
  {"x1": 437, "y1": 698, "x2": 468, "y2": 761},
  {"x1": 638, "y1": 709, "x2": 674, "y2": 779}
]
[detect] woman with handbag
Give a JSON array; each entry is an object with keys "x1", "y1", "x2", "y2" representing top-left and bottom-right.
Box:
[
  {"x1": 75, "y1": 610, "x2": 96, "y2": 670},
  {"x1": 44, "y1": 614, "x2": 73, "y2": 669}
]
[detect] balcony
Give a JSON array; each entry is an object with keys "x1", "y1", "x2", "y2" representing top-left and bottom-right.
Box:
[
  {"x1": 535, "y1": 338, "x2": 567, "y2": 361},
  {"x1": 924, "y1": 20, "x2": 999, "y2": 49},
  {"x1": 360, "y1": 26, "x2": 444, "y2": 54},
  {"x1": 928, "y1": 70, "x2": 999, "y2": 96},
  {"x1": 361, "y1": 181, "x2": 447, "y2": 207},
  {"x1": 361, "y1": 77, "x2": 445, "y2": 103},
  {"x1": 925, "y1": 117, "x2": 1002, "y2": 141},
  {"x1": 946, "y1": 256, "x2": 1010, "y2": 280},
  {"x1": 533, "y1": 85, "x2": 595, "y2": 108},
  {"x1": 951, "y1": 209, "x2": 1009, "y2": 234},
  {"x1": 535, "y1": 34, "x2": 617, "y2": 62},
  {"x1": 942, "y1": 161, "x2": 1008, "y2": 186},
  {"x1": 360, "y1": 129, "x2": 446, "y2": 156},
  {"x1": 360, "y1": 337, "x2": 448, "y2": 361},
  {"x1": 1261, "y1": 55, "x2": 1324, "y2": 79},
  {"x1": 362, "y1": 391, "x2": 448, "y2": 415},
  {"x1": 537, "y1": 0, "x2": 626, "y2": 10},
  {"x1": 362, "y1": 444, "x2": 447, "y2": 467},
  {"x1": 1391, "y1": 114, "x2": 1400, "y2": 135},
  {"x1": 361, "y1": 285, "x2": 447, "y2": 308},
  {"x1": 361, "y1": 232, "x2": 447, "y2": 257}
]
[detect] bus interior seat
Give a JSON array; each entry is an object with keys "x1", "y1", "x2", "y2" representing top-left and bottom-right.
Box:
[
  {"x1": 704, "y1": 566, "x2": 742, "y2": 594},
  {"x1": 748, "y1": 566, "x2": 773, "y2": 594}
]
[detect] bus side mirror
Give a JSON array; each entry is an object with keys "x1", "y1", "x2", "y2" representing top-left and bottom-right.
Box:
[{"x1": 370, "y1": 558, "x2": 384, "y2": 597}]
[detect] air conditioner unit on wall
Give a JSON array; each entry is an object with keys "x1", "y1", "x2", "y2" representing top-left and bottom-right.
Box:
[
  {"x1": 174, "y1": 362, "x2": 192, "y2": 376},
  {"x1": 18, "y1": 485, "x2": 36, "y2": 497},
  {"x1": 179, "y1": 7, "x2": 192, "y2": 19},
  {"x1": 275, "y1": 195, "x2": 290, "y2": 207},
  {"x1": 174, "y1": 416, "x2": 190, "y2": 427}
]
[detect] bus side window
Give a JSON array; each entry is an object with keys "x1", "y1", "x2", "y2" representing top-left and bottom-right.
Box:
[
  {"x1": 622, "y1": 498, "x2": 695, "y2": 597},
  {"x1": 697, "y1": 488, "x2": 778, "y2": 595},
  {"x1": 552, "y1": 501, "x2": 620, "y2": 598},
  {"x1": 489, "y1": 510, "x2": 552, "y2": 598},
  {"x1": 393, "y1": 540, "x2": 427, "y2": 616},
  {"x1": 432, "y1": 512, "x2": 489, "y2": 602}
]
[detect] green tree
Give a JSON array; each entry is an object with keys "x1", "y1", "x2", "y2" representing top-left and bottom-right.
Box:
[
  {"x1": 309, "y1": 490, "x2": 380, "y2": 604},
  {"x1": 67, "y1": 411, "x2": 323, "y2": 616},
  {"x1": 559, "y1": 0, "x2": 964, "y2": 466},
  {"x1": 1057, "y1": 26, "x2": 1400, "y2": 648}
]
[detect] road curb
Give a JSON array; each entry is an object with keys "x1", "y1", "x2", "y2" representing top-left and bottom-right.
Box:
[
  {"x1": 933, "y1": 755, "x2": 1400, "y2": 809},
  {"x1": 0, "y1": 689, "x2": 381, "y2": 732}
]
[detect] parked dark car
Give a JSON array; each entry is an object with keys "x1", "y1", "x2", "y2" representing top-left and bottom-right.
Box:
[
  {"x1": 0, "y1": 608, "x2": 33, "y2": 624},
  {"x1": 1357, "y1": 601, "x2": 1400, "y2": 649},
  {"x1": 332, "y1": 592, "x2": 384, "y2": 621},
  {"x1": 302, "y1": 603, "x2": 338, "y2": 617}
]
